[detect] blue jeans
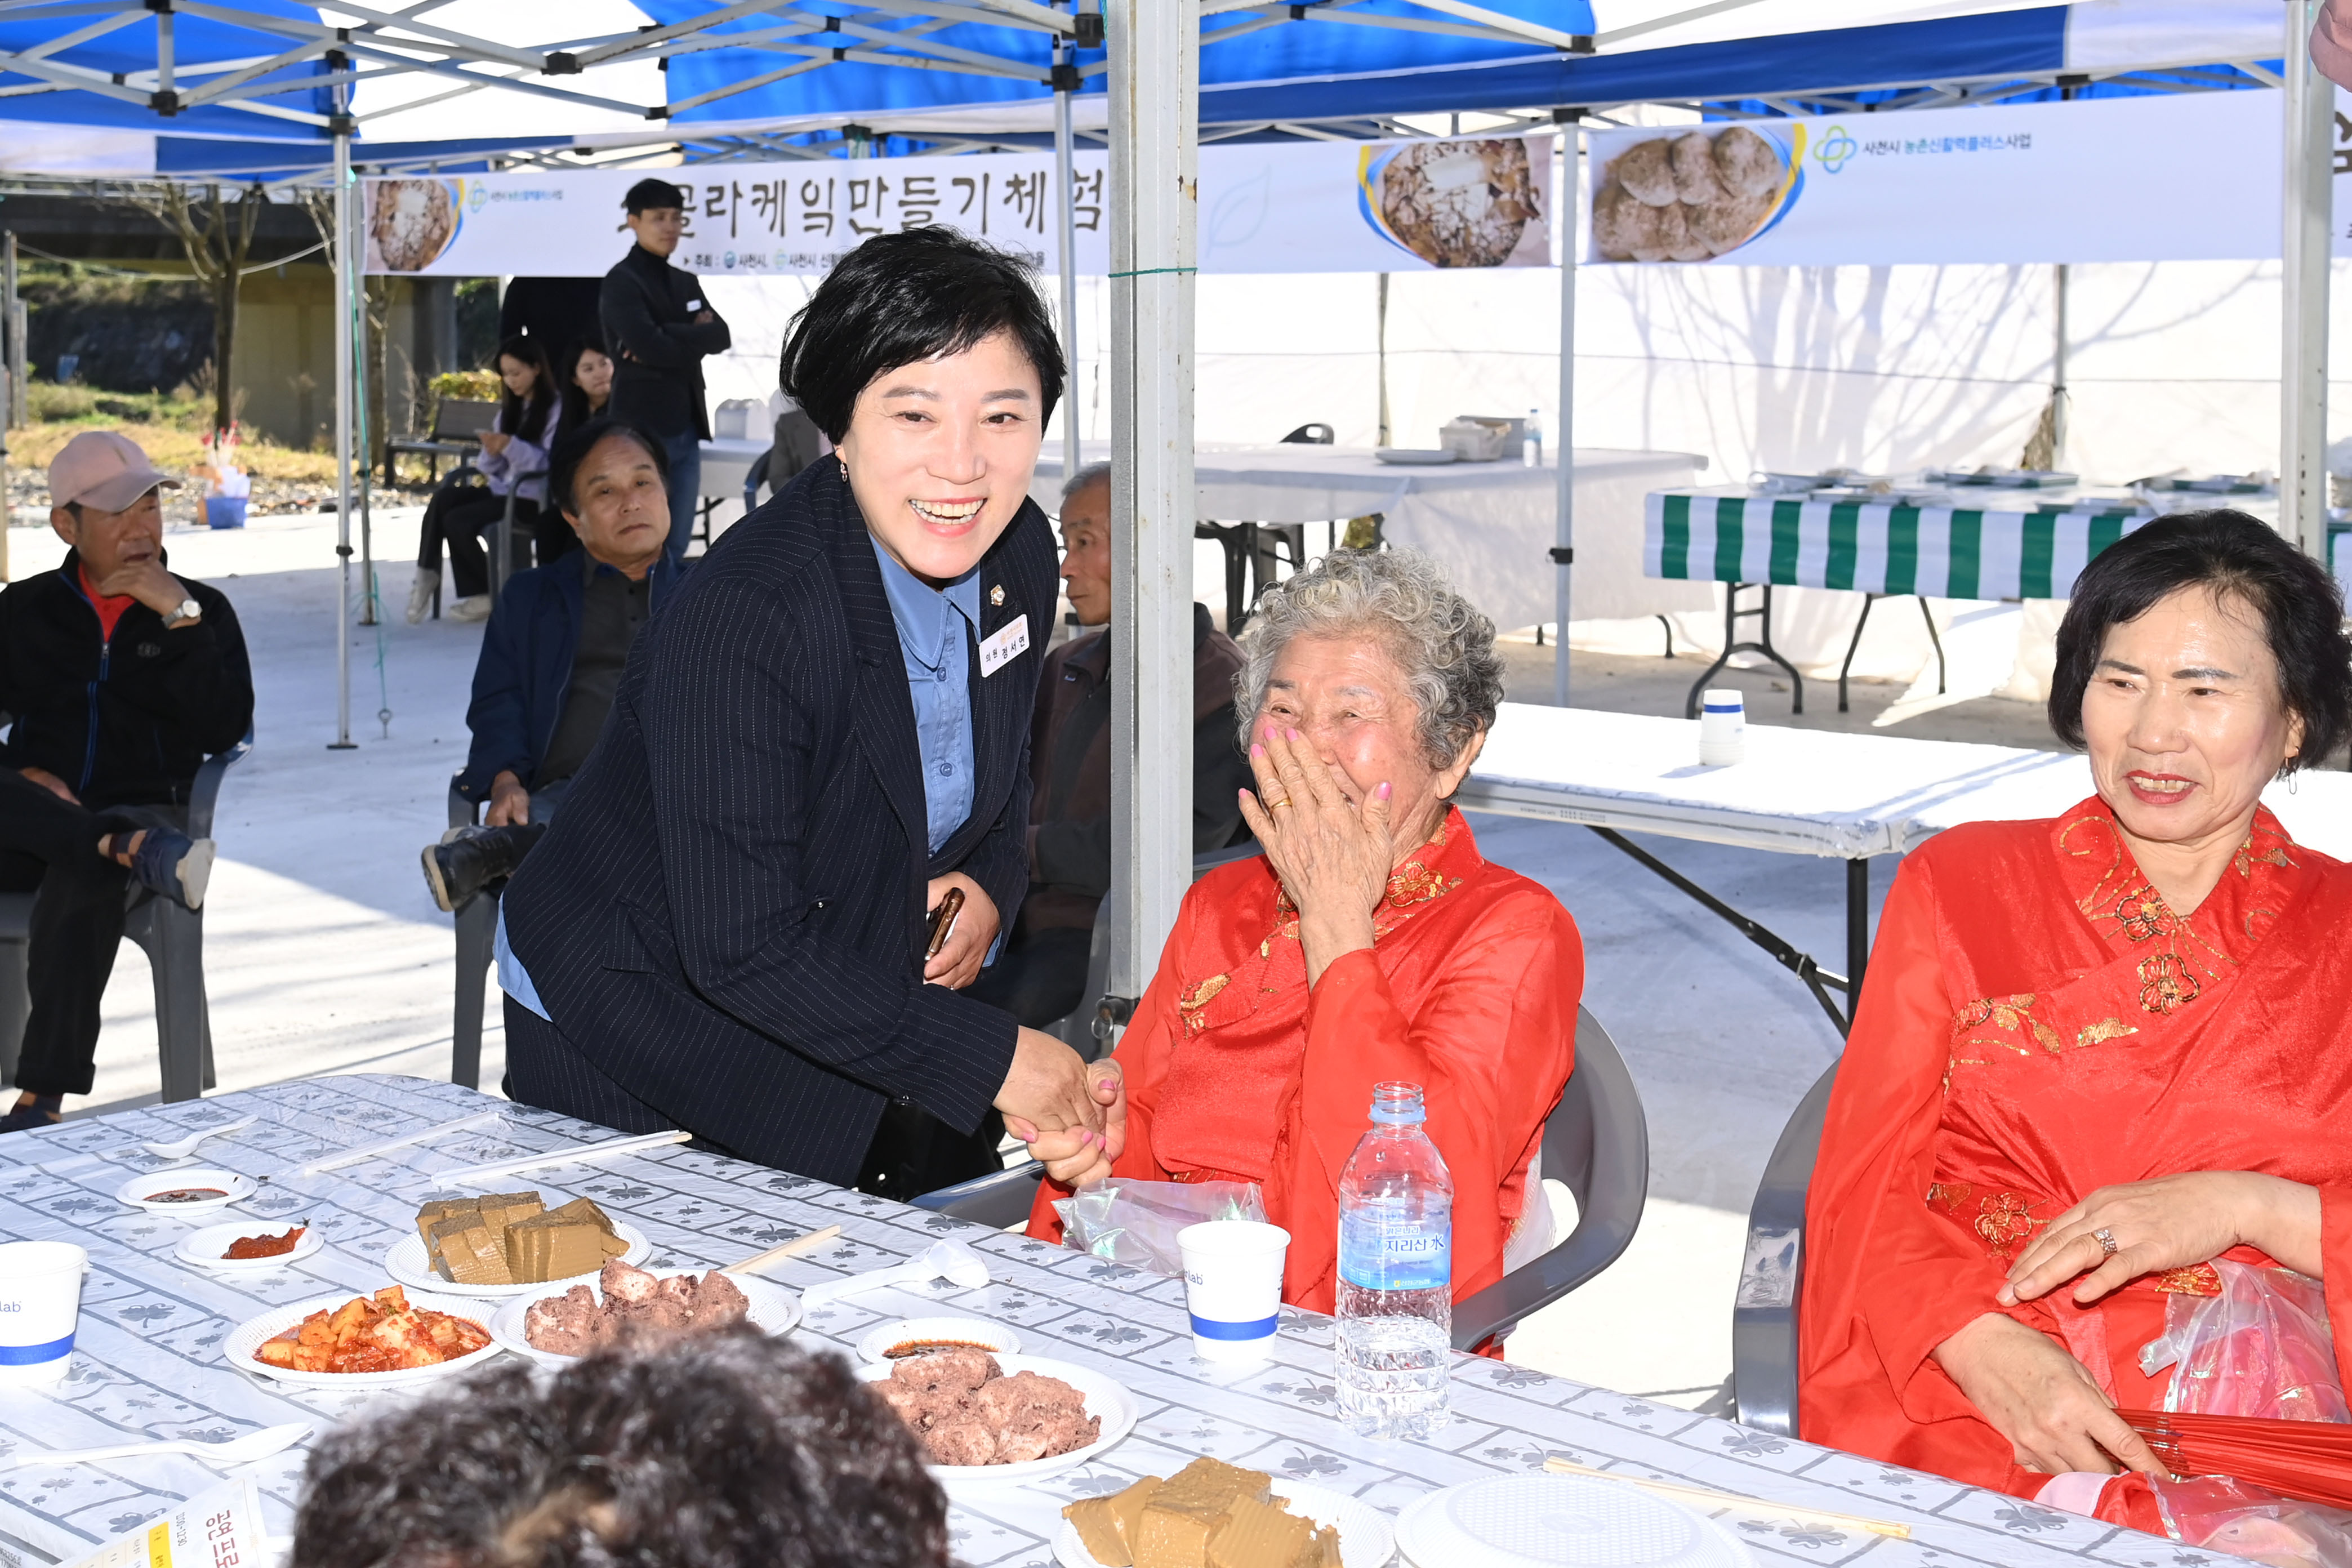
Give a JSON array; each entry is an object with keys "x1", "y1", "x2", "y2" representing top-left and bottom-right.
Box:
[{"x1": 662, "y1": 431, "x2": 701, "y2": 563}]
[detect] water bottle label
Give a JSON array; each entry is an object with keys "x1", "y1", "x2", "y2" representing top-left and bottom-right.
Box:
[{"x1": 1338, "y1": 1209, "x2": 1450, "y2": 1291}]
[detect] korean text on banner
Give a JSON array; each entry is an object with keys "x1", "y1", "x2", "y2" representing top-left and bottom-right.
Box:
[
  {"x1": 361, "y1": 135, "x2": 1553, "y2": 278},
  {"x1": 1585, "y1": 91, "x2": 2287, "y2": 268}
]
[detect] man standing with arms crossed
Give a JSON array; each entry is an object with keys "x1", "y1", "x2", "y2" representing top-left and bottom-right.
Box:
[{"x1": 600, "y1": 178, "x2": 730, "y2": 564}]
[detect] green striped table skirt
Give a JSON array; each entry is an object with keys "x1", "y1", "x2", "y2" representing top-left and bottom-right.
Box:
[{"x1": 1646, "y1": 491, "x2": 2151, "y2": 600}]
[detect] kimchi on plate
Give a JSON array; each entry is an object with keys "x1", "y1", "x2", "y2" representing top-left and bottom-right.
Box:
[{"x1": 255, "y1": 1285, "x2": 491, "y2": 1374}]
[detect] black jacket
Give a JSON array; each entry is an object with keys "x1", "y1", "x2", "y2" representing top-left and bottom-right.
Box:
[
  {"x1": 599, "y1": 246, "x2": 731, "y2": 442},
  {"x1": 502, "y1": 459, "x2": 1054, "y2": 1182},
  {"x1": 0, "y1": 552, "x2": 252, "y2": 811}
]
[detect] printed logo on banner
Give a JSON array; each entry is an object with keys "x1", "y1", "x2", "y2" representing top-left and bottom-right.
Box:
[{"x1": 1814, "y1": 125, "x2": 1857, "y2": 174}]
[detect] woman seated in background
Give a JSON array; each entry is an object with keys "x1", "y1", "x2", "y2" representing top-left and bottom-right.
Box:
[
  {"x1": 406, "y1": 335, "x2": 562, "y2": 624},
  {"x1": 1024, "y1": 549, "x2": 1583, "y2": 1319},
  {"x1": 1803, "y1": 510, "x2": 2352, "y2": 1540},
  {"x1": 541, "y1": 335, "x2": 614, "y2": 567}
]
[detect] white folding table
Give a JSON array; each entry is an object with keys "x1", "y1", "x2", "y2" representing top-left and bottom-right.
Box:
[
  {"x1": 1032, "y1": 443, "x2": 1708, "y2": 632},
  {"x1": 1462, "y1": 705, "x2": 2352, "y2": 1030}
]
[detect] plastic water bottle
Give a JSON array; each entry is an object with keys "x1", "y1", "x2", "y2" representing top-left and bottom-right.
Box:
[
  {"x1": 1334, "y1": 1081, "x2": 1453, "y2": 1439},
  {"x1": 1522, "y1": 407, "x2": 1543, "y2": 467}
]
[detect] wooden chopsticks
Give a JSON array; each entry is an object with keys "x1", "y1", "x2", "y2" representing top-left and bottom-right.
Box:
[
  {"x1": 722, "y1": 1224, "x2": 844, "y2": 1276},
  {"x1": 1543, "y1": 1456, "x2": 1913, "y2": 1540}
]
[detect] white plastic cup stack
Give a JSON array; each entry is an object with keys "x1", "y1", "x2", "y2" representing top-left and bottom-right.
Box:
[
  {"x1": 1176, "y1": 1220, "x2": 1290, "y2": 1365},
  {"x1": 0, "y1": 1241, "x2": 88, "y2": 1387},
  {"x1": 1699, "y1": 688, "x2": 1746, "y2": 766}
]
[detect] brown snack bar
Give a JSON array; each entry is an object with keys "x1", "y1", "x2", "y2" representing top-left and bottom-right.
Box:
[
  {"x1": 426, "y1": 1214, "x2": 514, "y2": 1285},
  {"x1": 415, "y1": 1197, "x2": 478, "y2": 1253},
  {"x1": 505, "y1": 1208, "x2": 609, "y2": 1284},
  {"x1": 1206, "y1": 1495, "x2": 1315, "y2": 1568},
  {"x1": 475, "y1": 1191, "x2": 545, "y2": 1232},
  {"x1": 1063, "y1": 1476, "x2": 1162, "y2": 1567},
  {"x1": 1136, "y1": 1460, "x2": 1270, "y2": 1568}
]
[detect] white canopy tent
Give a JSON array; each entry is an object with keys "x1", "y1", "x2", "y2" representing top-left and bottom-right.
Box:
[{"x1": 0, "y1": 0, "x2": 2333, "y2": 1017}]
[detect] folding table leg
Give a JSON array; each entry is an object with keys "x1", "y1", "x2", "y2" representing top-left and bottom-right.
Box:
[
  {"x1": 1838, "y1": 594, "x2": 1879, "y2": 714},
  {"x1": 1685, "y1": 584, "x2": 1805, "y2": 718},
  {"x1": 1917, "y1": 596, "x2": 1947, "y2": 694},
  {"x1": 1847, "y1": 857, "x2": 1872, "y2": 1006}
]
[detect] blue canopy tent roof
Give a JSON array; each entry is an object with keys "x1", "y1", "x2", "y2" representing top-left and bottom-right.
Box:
[{"x1": 0, "y1": 0, "x2": 333, "y2": 136}]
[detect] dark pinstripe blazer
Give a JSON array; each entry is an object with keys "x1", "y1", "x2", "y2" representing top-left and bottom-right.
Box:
[{"x1": 500, "y1": 457, "x2": 1053, "y2": 1183}]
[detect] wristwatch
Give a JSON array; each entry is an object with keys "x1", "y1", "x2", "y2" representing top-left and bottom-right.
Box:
[{"x1": 161, "y1": 598, "x2": 202, "y2": 629}]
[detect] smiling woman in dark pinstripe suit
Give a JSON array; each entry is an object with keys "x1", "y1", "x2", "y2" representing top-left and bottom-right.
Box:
[{"x1": 497, "y1": 229, "x2": 1116, "y2": 1192}]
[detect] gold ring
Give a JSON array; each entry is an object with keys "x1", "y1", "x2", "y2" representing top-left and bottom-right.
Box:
[{"x1": 1269, "y1": 796, "x2": 1294, "y2": 809}]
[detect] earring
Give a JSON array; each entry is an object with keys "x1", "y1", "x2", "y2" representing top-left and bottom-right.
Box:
[{"x1": 837, "y1": 456, "x2": 849, "y2": 482}]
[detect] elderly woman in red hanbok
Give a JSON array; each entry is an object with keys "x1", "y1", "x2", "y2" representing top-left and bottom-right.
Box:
[
  {"x1": 1803, "y1": 510, "x2": 2352, "y2": 1546},
  {"x1": 1021, "y1": 548, "x2": 1583, "y2": 1318}
]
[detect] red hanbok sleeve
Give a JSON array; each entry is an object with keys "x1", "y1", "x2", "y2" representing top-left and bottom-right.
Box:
[
  {"x1": 1275, "y1": 890, "x2": 1582, "y2": 1314},
  {"x1": 1800, "y1": 852, "x2": 2026, "y2": 1482}
]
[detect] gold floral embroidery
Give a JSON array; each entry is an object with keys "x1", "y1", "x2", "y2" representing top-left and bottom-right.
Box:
[
  {"x1": 1974, "y1": 1191, "x2": 2043, "y2": 1253},
  {"x1": 2137, "y1": 952, "x2": 2200, "y2": 1015},
  {"x1": 1383, "y1": 859, "x2": 1462, "y2": 908},
  {"x1": 2234, "y1": 836, "x2": 2295, "y2": 879},
  {"x1": 2154, "y1": 1264, "x2": 2224, "y2": 1296},
  {"x1": 1926, "y1": 1181, "x2": 1975, "y2": 1213},
  {"x1": 2113, "y1": 890, "x2": 2175, "y2": 942},
  {"x1": 1949, "y1": 994, "x2": 2139, "y2": 1064},
  {"x1": 1177, "y1": 974, "x2": 1230, "y2": 1013}
]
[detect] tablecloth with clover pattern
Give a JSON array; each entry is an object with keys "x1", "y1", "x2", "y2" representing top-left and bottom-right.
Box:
[{"x1": 0, "y1": 1075, "x2": 2209, "y2": 1568}]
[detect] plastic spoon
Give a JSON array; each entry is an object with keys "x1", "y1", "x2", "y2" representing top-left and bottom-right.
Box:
[
  {"x1": 141, "y1": 1116, "x2": 259, "y2": 1160},
  {"x1": 799, "y1": 1240, "x2": 990, "y2": 1309},
  {"x1": 3, "y1": 1423, "x2": 313, "y2": 1472}
]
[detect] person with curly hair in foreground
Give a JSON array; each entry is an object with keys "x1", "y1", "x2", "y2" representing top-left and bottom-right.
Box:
[{"x1": 289, "y1": 1328, "x2": 947, "y2": 1568}]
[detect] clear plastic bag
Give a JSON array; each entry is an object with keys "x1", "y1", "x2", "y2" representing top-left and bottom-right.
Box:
[
  {"x1": 1052, "y1": 1178, "x2": 1266, "y2": 1277},
  {"x1": 2139, "y1": 1261, "x2": 2350, "y2": 1424},
  {"x1": 2157, "y1": 1477, "x2": 2352, "y2": 1568}
]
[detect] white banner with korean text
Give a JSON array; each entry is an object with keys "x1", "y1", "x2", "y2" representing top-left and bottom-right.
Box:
[
  {"x1": 360, "y1": 135, "x2": 1553, "y2": 278},
  {"x1": 1584, "y1": 90, "x2": 2314, "y2": 267}
]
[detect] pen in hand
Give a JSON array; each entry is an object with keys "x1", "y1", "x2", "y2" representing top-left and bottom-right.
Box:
[{"x1": 925, "y1": 886, "x2": 966, "y2": 960}]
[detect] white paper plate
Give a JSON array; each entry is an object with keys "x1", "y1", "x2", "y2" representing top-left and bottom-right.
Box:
[
  {"x1": 226, "y1": 1290, "x2": 503, "y2": 1389},
  {"x1": 1396, "y1": 1475, "x2": 1754, "y2": 1568},
  {"x1": 1375, "y1": 447, "x2": 1455, "y2": 466},
  {"x1": 1054, "y1": 1477, "x2": 1392, "y2": 1568},
  {"x1": 488, "y1": 1268, "x2": 803, "y2": 1368},
  {"x1": 384, "y1": 1220, "x2": 651, "y2": 1298},
  {"x1": 173, "y1": 1220, "x2": 324, "y2": 1272},
  {"x1": 856, "y1": 1317, "x2": 1021, "y2": 1365},
  {"x1": 117, "y1": 1167, "x2": 256, "y2": 1215},
  {"x1": 857, "y1": 1353, "x2": 1137, "y2": 1496}
]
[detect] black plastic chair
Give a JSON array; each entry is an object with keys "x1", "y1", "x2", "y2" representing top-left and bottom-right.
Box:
[
  {"x1": 1280, "y1": 423, "x2": 1335, "y2": 444},
  {"x1": 0, "y1": 728, "x2": 253, "y2": 1103},
  {"x1": 1730, "y1": 1060, "x2": 1839, "y2": 1437},
  {"x1": 447, "y1": 779, "x2": 497, "y2": 1091},
  {"x1": 915, "y1": 1000, "x2": 1651, "y2": 1356}
]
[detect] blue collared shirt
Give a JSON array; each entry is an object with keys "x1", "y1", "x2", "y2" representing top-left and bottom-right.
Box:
[{"x1": 870, "y1": 537, "x2": 982, "y2": 856}]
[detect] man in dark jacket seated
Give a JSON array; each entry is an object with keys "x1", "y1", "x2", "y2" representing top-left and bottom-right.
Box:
[
  {"x1": 0, "y1": 432, "x2": 253, "y2": 1133},
  {"x1": 422, "y1": 418, "x2": 679, "y2": 913},
  {"x1": 965, "y1": 462, "x2": 1253, "y2": 1030}
]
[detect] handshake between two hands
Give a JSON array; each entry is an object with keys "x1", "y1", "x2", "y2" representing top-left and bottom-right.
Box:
[{"x1": 1001, "y1": 1053, "x2": 1127, "y2": 1191}]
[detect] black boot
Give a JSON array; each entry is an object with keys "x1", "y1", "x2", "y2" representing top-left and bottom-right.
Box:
[{"x1": 421, "y1": 824, "x2": 546, "y2": 913}]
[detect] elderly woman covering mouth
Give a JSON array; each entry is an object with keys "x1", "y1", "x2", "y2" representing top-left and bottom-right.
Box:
[
  {"x1": 1803, "y1": 511, "x2": 2352, "y2": 1538},
  {"x1": 1024, "y1": 549, "x2": 1585, "y2": 1320}
]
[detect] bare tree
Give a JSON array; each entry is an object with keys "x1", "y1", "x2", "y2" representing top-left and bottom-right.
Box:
[{"x1": 123, "y1": 182, "x2": 265, "y2": 440}]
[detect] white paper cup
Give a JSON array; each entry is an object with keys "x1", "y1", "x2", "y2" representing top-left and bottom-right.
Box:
[
  {"x1": 1699, "y1": 688, "x2": 1746, "y2": 766},
  {"x1": 1177, "y1": 1220, "x2": 1289, "y2": 1365},
  {"x1": 0, "y1": 1241, "x2": 87, "y2": 1387}
]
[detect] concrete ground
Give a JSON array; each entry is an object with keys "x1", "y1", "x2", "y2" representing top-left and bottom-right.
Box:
[{"x1": 7, "y1": 510, "x2": 2069, "y2": 1413}]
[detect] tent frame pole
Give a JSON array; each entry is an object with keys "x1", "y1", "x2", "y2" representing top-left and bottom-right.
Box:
[
  {"x1": 1103, "y1": 0, "x2": 1197, "y2": 1027},
  {"x1": 1055, "y1": 29, "x2": 1081, "y2": 487},
  {"x1": 2283, "y1": 0, "x2": 2332, "y2": 558},
  {"x1": 331, "y1": 97, "x2": 356, "y2": 751},
  {"x1": 1552, "y1": 122, "x2": 1578, "y2": 708}
]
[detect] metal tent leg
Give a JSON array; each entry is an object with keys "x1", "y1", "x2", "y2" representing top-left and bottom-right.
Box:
[{"x1": 1847, "y1": 857, "x2": 1871, "y2": 1005}]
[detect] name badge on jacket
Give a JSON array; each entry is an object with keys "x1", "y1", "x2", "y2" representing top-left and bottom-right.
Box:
[{"x1": 978, "y1": 615, "x2": 1030, "y2": 678}]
